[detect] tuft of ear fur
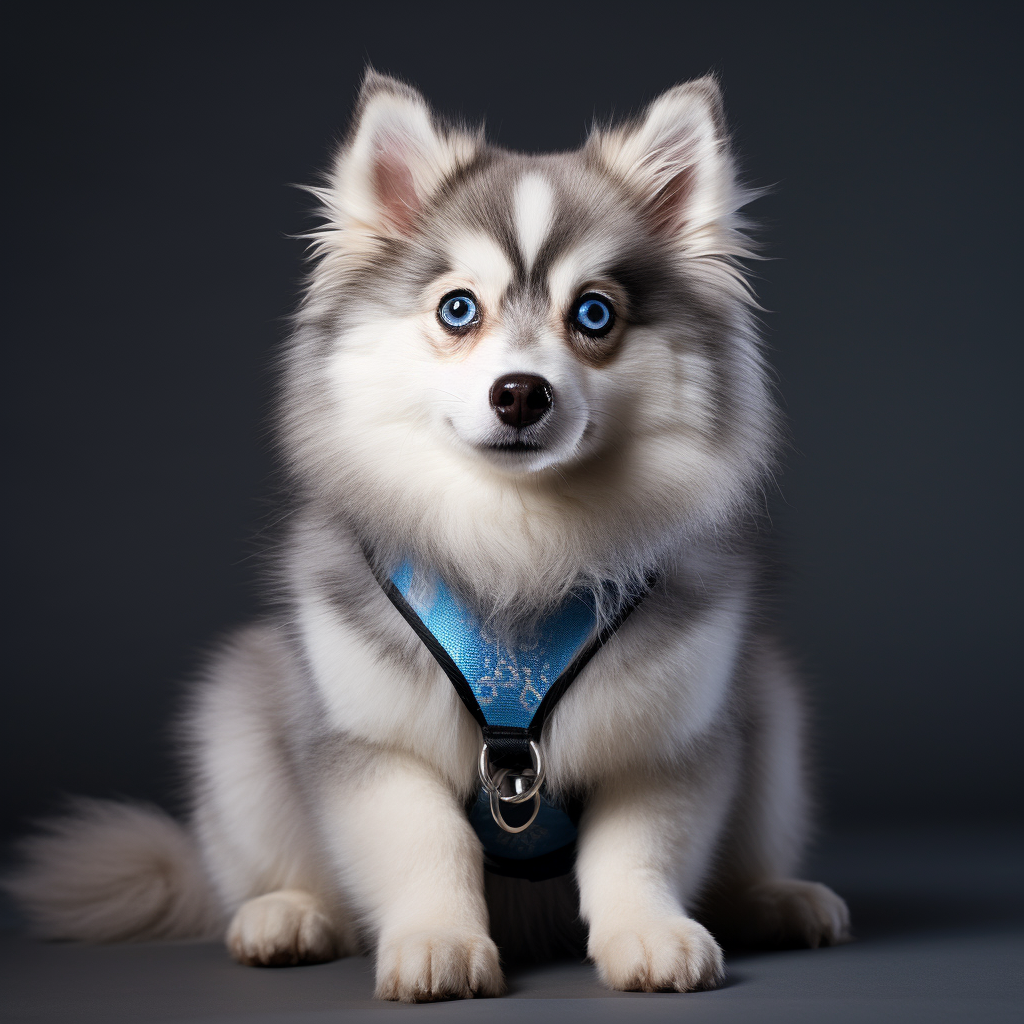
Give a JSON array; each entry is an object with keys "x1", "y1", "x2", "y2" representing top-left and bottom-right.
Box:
[
  {"x1": 588, "y1": 77, "x2": 746, "y2": 261},
  {"x1": 306, "y1": 69, "x2": 481, "y2": 274}
]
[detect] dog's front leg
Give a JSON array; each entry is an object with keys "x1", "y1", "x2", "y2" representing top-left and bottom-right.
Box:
[
  {"x1": 576, "y1": 768, "x2": 729, "y2": 992},
  {"x1": 318, "y1": 747, "x2": 503, "y2": 1002}
]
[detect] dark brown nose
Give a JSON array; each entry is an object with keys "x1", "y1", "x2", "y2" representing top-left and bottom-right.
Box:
[{"x1": 489, "y1": 374, "x2": 553, "y2": 429}]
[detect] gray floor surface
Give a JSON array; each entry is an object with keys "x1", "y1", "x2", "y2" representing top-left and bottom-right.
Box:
[{"x1": 2, "y1": 827, "x2": 1021, "y2": 1023}]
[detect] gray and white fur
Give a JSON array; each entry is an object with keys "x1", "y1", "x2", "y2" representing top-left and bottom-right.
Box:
[{"x1": 6, "y1": 71, "x2": 849, "y2": 1001}]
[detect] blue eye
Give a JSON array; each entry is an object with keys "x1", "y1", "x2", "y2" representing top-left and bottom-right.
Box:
[
  {"x1": 438, "y1": 292, "x2": 478, "y2": 330},
  {"x1": 573, "y1": 293, "x2": 614, "y2": 336}
]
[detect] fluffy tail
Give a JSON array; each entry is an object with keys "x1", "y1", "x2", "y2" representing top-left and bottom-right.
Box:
[{"x1": 4, "y1": 798, "x2": 223, "y2": 942}]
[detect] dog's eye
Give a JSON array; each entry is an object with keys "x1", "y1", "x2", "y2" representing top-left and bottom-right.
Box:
[
  {"x1": 572, "y1": 294, "x2": 614, "y2": 337},
  {"x1": 438, "y1": 292, "x2": 479, "y2": 331}
]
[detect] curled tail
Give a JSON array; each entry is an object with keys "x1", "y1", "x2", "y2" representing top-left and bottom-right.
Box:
[{"x1": 4, "y1": 798, "x2": 223, "y2": 942}]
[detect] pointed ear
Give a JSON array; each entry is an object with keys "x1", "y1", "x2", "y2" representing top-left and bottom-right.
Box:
[
  {"x1": 326, "y1": 70, "x2": 480, "y2": 240},
  {"x1": 588, "y1": 77, "x2": 739, "y2": 254}
]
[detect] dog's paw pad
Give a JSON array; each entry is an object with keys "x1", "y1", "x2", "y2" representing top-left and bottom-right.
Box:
[
  {"x1": 375, "y1": 929, "x2": 504, "y2": 1002},
  {"x1": 591, "y1": 916, "x2": 724, "y2": 992},
  {"x1": 744, "y1": 878, "x2": 851, "y2": 948},
  {"x1": 227, "y1": 890, "x2": 340, "y2": 967}
]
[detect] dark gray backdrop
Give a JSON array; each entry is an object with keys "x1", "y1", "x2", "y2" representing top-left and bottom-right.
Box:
[{"x1": 4, "y1": 2, "x2": 1021, "y2": 843}]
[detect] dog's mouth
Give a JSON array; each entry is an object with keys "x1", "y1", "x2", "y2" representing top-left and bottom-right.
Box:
[{"x1": 486, "y1": 440, "x2": 544, "y2": 453}]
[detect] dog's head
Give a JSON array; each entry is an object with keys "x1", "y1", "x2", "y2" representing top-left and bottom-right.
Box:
[{"x1": 282, "y1": 71, "x2": 776, "y2": 606}]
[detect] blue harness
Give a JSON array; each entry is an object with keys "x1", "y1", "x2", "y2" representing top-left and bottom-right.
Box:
[{"x1": 374, "y1": 558, "x2": 653, "y2": 880}]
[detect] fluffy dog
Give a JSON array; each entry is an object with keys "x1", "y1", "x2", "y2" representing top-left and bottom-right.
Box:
[{"x1": 8, "y1": 70, "x2": 849, "y2": 1001}]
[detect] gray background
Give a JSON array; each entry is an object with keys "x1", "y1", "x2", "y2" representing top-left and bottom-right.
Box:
[{"x1": 4, "y1": 0, "x2": 1021, "y2": 842}]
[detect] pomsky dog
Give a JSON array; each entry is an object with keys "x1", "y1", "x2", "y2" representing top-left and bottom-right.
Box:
[{"x1": 8, "y1": 70, "x2": 850, "y2": 1001}]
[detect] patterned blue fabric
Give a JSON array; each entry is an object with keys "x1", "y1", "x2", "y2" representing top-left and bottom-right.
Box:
[
  {"x1": 389, "y1": 561, "x2": 598, "y2": 865},
  {"x1": 390, "y1": 562, "x2": 598, "y2": 730}
]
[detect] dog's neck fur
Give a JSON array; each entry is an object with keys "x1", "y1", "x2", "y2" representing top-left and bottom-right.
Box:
[{"x1": 315, "y1": 456, "x2": 747, "y2": 628}]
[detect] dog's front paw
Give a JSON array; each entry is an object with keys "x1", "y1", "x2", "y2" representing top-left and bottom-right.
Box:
[
  {"x1": 590, "y1": 916, "x2": 724, "y2": 992},
  {"x1": 227, "y1": 890, "x2": 340, "y2": 967},
  {"x1": 743, "y1": 878, "x2": 851, "y2": 948},
  {"x1": 375, "y1": 928, "x2": 504, "y2": 1002}
]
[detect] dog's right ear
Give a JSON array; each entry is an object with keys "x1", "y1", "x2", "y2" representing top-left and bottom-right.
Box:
[
  {"x1": 587, "y1": 77, "x2": 741, "y2": 259},
  {"x1": 323, "y1": 70, "x2": 481, "y2": 242}
]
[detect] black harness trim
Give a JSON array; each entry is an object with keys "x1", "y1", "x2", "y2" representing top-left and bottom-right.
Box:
[{"x1": 377, "y1": 574, "x2": 489, "y2": 731}]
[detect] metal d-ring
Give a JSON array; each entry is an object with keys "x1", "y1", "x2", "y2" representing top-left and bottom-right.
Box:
[
  {"x1": 478, "y1": 740, "x2": 544, "y2": 804},
  {"x1": 488, "y1": 777, "x2": 541, "y2": 834}
]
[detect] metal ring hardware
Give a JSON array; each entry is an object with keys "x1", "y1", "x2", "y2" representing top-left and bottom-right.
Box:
[
  {"x1": 487, "y1": 771, "x2": 541, "y2": 834},
  {"x1": 478, "y1": 740, "x2": 544, "y2": 804},
  {"x1": 479, "y1": 741, "x2": 545, "y2": 833}
]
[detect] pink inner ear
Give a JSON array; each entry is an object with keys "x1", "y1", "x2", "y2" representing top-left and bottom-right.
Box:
[
  {"x1": 373, "y1": 143, "x2": 419, "y2": 235},
  {"x1": 649, "y1": 163, "x2": 697, "y2": 237}
]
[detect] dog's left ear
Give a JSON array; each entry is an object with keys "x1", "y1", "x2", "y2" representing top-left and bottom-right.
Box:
[
  {"x1": 325, "y1": 70, "x2": 481, "y2": 242},
  {"x1": 588, "y1": 78, "x2": 738, "y2": 253}
]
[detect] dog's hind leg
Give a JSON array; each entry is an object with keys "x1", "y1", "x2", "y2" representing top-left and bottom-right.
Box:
[
  {"x1": 187, "y1": 624, "x2": 358, "y2": 963},
  {"x1": 226, "y1": 889, "x2": 339, "y2": 966},
  {"x1": 700, "y1": 638, "x2": 850, "y2": 949}
]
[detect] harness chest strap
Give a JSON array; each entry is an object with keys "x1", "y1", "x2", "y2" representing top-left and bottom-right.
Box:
[{"x1": 370, "y1": 557, "x2": 655, "y2": 864}]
